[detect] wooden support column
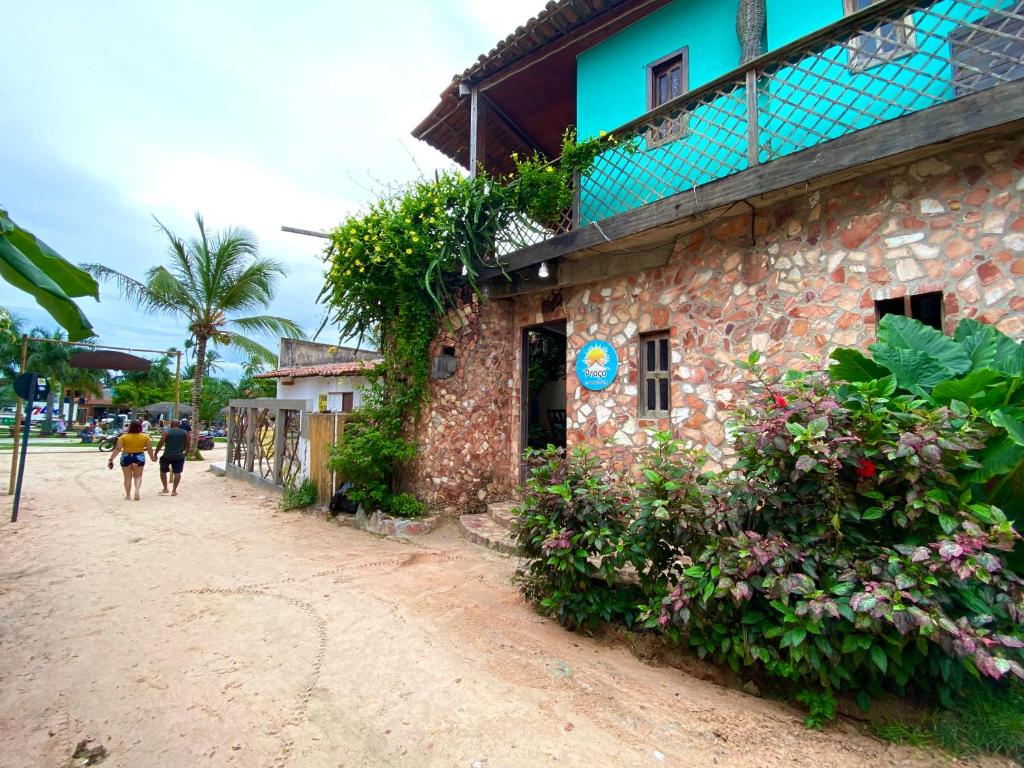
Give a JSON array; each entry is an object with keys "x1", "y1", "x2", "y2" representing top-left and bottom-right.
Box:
[{"x1": 466, "y1": 83, "x2": 486, "y2": 177}]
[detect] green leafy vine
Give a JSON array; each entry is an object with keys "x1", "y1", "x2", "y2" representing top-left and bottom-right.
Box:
[{"x1": 320, "y1": 130, "x2": 617, "y2": 516}]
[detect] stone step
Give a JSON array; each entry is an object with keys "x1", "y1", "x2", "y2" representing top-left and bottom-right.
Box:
[
  {"x1": 487, "y1": 500, "x2": 519, "y2": 527},
  {"x1": 458, "y1": 513, "x2": 519, "y2": 556},
  {"x1": 208, "y1": 461, "x2": 226, "y2": 477}
]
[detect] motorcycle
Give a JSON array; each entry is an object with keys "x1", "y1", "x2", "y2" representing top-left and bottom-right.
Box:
[{"x1": 98, "y1": 434, "x2": 119, "y2": 452}]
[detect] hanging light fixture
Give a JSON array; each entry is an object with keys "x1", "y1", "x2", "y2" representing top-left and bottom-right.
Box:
[{"x1": 538, "y1": 261, "x2": 549, "y2": 279}]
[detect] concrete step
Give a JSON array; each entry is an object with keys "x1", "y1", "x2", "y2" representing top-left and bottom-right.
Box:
[
  {"x1": 208, "y1": 461, "x2": 226, "y2": 477},
  {"x1": 487, "y1": 500, "x2": 519, "y2": 527},
  {"x1": 458, "y1": 513, "x2": 519, "y2": 556}
]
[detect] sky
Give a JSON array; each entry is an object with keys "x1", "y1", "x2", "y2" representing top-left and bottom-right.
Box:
[{"x1": 0, "y1": 0, "x2": 540, "y2": 381}]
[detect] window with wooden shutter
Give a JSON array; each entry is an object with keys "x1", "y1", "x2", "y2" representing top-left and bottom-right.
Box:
[
  {"x1": 646, "y1": 47, "x2": 689, "y2": 145},
  {"x1": 640, "y1": 332, "x2": 671, "y2": 418}
]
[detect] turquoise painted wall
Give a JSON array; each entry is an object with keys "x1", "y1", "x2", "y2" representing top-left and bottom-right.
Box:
[
  {"x1": 576, "y1": 0, "x2": 741, "y2": 140},
  {"x1": 573, "y1": 0, "x2": 1014, "y2": 226},
  {"x1": 767, "y1": 0, "x2": 843, "y2": 49}
]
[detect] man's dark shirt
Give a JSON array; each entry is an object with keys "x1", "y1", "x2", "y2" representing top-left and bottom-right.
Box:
[{"x1": 163, "y1": 428, "x2": 188, "y2": 458}]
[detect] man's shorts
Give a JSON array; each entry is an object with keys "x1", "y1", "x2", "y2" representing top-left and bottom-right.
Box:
[{"x1": 159, "y1": 454, "x2": 185, "y2": 474}]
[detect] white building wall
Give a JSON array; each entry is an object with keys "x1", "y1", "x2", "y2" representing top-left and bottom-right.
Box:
[{"x1": 275, "y1": 375, "x2": 370, "y2": 413}]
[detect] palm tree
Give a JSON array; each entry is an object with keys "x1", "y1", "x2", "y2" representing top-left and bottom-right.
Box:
[
  {"x1": 25, "y1": 328, "x2": 68, "y2": 432},
  {"x1": 83, "y1": 213, "x2": 304, "y2": 452}
]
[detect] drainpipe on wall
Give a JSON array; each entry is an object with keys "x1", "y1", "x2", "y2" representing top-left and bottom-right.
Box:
[{"x1": 737, "y1": 0, "x2": 767, "y2": 64}]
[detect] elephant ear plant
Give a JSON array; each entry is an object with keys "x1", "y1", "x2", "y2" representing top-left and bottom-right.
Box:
[{"x1": 830, "y1": 315, "x2": 1024, "y2": 556}]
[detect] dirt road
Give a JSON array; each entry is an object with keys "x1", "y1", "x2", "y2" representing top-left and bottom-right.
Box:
[{"x1": 0, "y1": 448, "x2": 998, "y2": 767}]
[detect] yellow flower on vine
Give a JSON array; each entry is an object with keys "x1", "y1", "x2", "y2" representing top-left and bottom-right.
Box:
[
  {"x1": 545, "y1": 166, "x2": 554, "y2": 173},
  {"x1": 412, "y1": 235, "x2": 420, "y2": 242},
  {"x1": 375, "y1": 245, "x2": 381, "y2": 252},
  {"x1": 405, "y1": 248, "x2": 413, "y2": 254}
]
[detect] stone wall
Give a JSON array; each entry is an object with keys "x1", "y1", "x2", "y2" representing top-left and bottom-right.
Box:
[
  {"x1": 408, "y1": 296, "x2": 518, "y2": 508},
  {"x1": 413, "y1": 131, "x2": 1024, "y2": 504}
]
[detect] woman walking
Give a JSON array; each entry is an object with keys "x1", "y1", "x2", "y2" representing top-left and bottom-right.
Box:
[{"x1": 107, "y1": 420, "x2": 155, "y2": 501}]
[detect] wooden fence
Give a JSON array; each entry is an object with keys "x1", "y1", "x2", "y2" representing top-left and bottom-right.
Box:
[
  {"x1": 225, "y1": 400, "x2": 350, "y2": 503},
  {"x1": 307, "y1": 412, "x2": 350, "y2": 505}
]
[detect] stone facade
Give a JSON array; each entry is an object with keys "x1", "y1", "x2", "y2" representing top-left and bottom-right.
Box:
[
  {"x1": 409, "y1": 297, "x2": 518, "y2": 508},
  {"x1": 413, "y1": 131, "x2": 1024, "y2": 507}
]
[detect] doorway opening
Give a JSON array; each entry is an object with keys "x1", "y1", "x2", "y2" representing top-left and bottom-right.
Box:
[{"x1": 520, "y1": 321, "x2": 567, "y2": 458}]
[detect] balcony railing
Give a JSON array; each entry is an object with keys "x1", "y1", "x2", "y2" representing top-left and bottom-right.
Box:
[{"x1": 501, "y1": 0, "x2": 1024, "y2": 255}]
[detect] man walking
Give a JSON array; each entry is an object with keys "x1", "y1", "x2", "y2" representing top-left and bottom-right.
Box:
[{"x1": 154, "y1": 419, "x2": 190, "y2": 496}]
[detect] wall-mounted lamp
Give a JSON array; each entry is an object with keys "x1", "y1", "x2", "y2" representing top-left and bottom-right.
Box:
[{"x1": 538, "y1": 261, "x2": 550, "y2": 279}]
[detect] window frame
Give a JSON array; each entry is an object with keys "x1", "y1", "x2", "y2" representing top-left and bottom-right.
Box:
[
  {"x1": 874, "y1": 290, "x2": 945, "y2": 332},
  {"x1": 638, "y1": 331, "x2": 672, "y2": 419},
  {"x1": 843, "y1": 0, "x2": 918, "y2": 71},
  {"x1": 645, "y1": 47, "x2": 690, "y2": 147}
]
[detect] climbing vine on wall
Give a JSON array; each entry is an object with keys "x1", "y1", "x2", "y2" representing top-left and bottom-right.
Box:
[{"x1": 321, "y1": 130, "x2": 619, "y2": 515}]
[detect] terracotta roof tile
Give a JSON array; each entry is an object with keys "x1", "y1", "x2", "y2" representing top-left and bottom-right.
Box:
[{"x1": 255, "y1": 360, "x2": 383, "y2": 379}]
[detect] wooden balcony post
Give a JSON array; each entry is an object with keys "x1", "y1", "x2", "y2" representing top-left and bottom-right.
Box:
[
  {"x1": 468, "y1": 85, "x2": 486, "y2": 178},
  {"x1": 745, "y1": 68, "x2": 760, "y2": 167}
]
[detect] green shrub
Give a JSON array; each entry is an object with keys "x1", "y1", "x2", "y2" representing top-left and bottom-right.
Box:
[
  {"x1": 629, "y1": 432, "x2": 713, "y2": 611},
  {"x1": 281, "y1": 478, "x2": 317, "y2": 511},
  {"x1": 512, "y1": 446, "x2": 641, "y2": 629},
  {"x1": 327, "y1": 405, "x2": 416, "y2": 513},
  {"x1": 831, "y1": 315, "x2": 1024, "y2": 562},
  {"x1": 508, "y1": 319, "x2": 1024, "y2": 737},
  {"x1": 657, "y1": 361, "x2": 1024, "y2": 710},
  {"x1": 386, "y1": 492, "x2": 426, "y2": 519}
]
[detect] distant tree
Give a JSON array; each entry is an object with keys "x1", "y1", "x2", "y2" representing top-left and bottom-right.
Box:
[
  {"x1": 238, "y1": 357, "x2": 276, "y2": 399},
  {"x1": 0, "y1": 309, "x2": 23, "y2": 384},
  {"x1": 199, "y1": 377, "x2": 237, "y2": 423},
  {"x1": 84, "y1": 213, "x2": 304, "y2": 454},
  {"x1": 111, "y1": 357, "x2": 176, "y2": 410}
]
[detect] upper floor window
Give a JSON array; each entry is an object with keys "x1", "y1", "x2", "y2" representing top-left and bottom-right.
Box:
[
  {"x1": 844, "y1": 0, "x2": 917, "y2": 70},
  {"x1": 648, "y1": 49, "x2": 688, "y2": 110},
  {"x1": 639, "y1": 332, "x2": 671, "y2": 418},
  {"x1": 646, "y1": 48, "x2": 689, "y2": 145}
]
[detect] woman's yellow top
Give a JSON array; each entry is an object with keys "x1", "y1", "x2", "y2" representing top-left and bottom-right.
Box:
[{"x1": 120, "y1": 433, "x2": 150, "y2": 453}]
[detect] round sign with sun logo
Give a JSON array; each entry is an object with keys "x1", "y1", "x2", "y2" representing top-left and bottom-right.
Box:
[{"x1": 575, "y1": 340, "x2": 618, "y2": 391}]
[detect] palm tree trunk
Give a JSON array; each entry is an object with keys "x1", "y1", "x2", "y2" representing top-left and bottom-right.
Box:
[
  {"x1": 190, "y1": 335, "x2": 207, "y2": 455},
  {"x1": 42, "y1": 389, "x2": 56, "y2": 434}
]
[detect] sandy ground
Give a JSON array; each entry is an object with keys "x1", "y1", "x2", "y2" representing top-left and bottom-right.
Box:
[{"x1": 0, "y1": 447, "x2": 1006, "y2": 768}]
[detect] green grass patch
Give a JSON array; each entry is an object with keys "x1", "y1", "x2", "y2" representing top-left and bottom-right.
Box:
[
  {"x1": 874, "y1": 681, "x2": 1024, "y2": 763},
  {"x1": 281, "y1": 478, "x2": 317, "y2": 511}
]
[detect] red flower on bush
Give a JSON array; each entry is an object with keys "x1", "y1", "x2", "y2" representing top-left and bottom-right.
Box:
[
  {"x1": 772, "y1": 393, "x2": 788, "y2": 409},
  {"x1": 856, "y1": 458, "x2": 877, "y2": 479}
]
